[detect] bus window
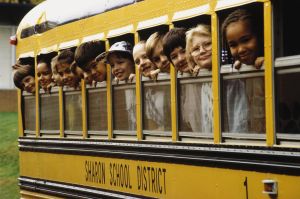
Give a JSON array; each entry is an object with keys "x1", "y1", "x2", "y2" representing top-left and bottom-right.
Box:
[
  {"x1": 274, "y1": 0, "x2": 300, "y2": 142},
  {"x1": 113, "y1": 83, "x2": 136, "y2": 132},
  {"x1": 171, "y1": 12, "x2": 213, "y2": 140},
  {"x1": 64, "y1": 91, "x2": 83, "y2": 134},
  {"x1": 143, "y1": 80, "x2": 171, "y2": 133},
  {"x1": 40, "y1": 92, "x2": 59, "y2": 135},
  {"x1": 23, "y1": 94, "x2": 36, "y2": 136},
  {"x1": 87, "y1": 85, "x2": 108, "y2": 137},
  {"x1": 219, "y1": 4, "x2": 266, "y2": 138},
  {"x1": 137, "y1": 25, "x2": 172, "y2": 139}
]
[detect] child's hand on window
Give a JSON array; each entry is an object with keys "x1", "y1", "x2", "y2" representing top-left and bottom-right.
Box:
[
  {"x1": 150, "y1": 69, "x2": 160, "y2": 81},
  {"x1": 192, "y1": 65, "x2": 201, "y2": 77},
  {"x1": 254, "y1": 57, "x2": 264, "y2": 69},
  {"x1": 233, "y1": 60, "x2": 242, "y2": 70}
]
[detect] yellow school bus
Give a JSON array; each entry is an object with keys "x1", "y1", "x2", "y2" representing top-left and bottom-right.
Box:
[{"x1": 15, "y1": 0, "x2": 300, "y2": 198}]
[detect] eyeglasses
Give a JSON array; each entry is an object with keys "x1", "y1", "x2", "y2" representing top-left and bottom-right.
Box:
[{"x1": 191, "y1": 41, "x2": 212, "y2": 56}]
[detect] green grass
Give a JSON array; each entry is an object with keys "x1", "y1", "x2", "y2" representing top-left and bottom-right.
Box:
[{"x1": 0, "y1": 112, "x2": 20, "y2": 199}]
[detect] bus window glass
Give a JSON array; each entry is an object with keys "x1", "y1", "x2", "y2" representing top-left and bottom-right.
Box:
[
  {"x1": 179, "y1": 77, "x2": 213, "y2": 133},
  {"x1": 276, "y1": 70, "x2": 300, "y2": 134},
  {"x1": 143, "y1": 81, "x2": 171, "y2": 131},
  {"x1": 222, "y1": 76, "x2": 265, "y2": 133},
  {"x1": 24, "y1": 95, "x2": 35, "y2": 131},
  {"x1": 88, "y1": 88, "x2": 108, "y2": 131},
  {"x1": 64, "y1": 92, "x2": 82, "y2": 131},
  {"x1": 40, "y1": 93, "x2": 59, "y2": 131},
  {"x1": 113, "y1": 85, "x2": 136, "y2": 131}
]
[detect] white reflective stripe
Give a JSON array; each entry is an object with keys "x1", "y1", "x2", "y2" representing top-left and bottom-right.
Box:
[
  {"x1": 18, "y1": 51, "x2": 34, "y2": 59},
  {"x1": 107, "y1": 24, "x2": 134, "y2": 38},
  {"x1": 81, "y1": 32, "x2": 105, "y2": 43},
  {"x1": 39, "y1": 44, "x2": 58, "y2": 54},
  {"x1": 137, "y1": 15, "x2": 168, "y2": 30},
  {"x1": 58, "y1": 39, "x2": 80, "y2": 50},
  {"x1": 215, "y1": 0, "x2": 263, "y2": 11},
  {"x1": 172, "y1": 4, "x2": 210, "y2": 22}
]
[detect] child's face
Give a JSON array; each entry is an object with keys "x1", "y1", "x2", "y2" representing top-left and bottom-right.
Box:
[
  {"x1": 84, "y1": 60, "x2": 106, "y2": 83},
  {"x1": 133, "y1": 43, "x2": 155, "y2": 77},
  {"x1": 21, "y1": 75, "x2": 35, "y2": 93},
  {"x1": 63, "y1": 66, "x2": 83, "y2": 88},
  {"x1": 170, "y1": 47, "x2": 189, "y2": 73},
  {"x1": 225, "y1": 20, "x2": 259, "y2": 65},
  {"x1": 109, "y1": 54, "x2": 134, "y2": 81},
  {"x1": 191, "y1": 34, "x2": 212, "y2": 69},
  {"x1": 51, "y1": 61, "x2": 63, "y2": 86},
  {"x1": 92, "y1": 60, "x2": 106, "y2": 82},
  {"x1": 37, "y1": 62, "x2": 52, "y2": 89},
  {"x1": 152, "y1": 42, "x2": 170, "y2": 73}
]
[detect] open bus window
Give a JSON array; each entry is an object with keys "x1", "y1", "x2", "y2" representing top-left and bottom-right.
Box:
[
  {"x1": 113, "y1": 82, "x2": 136, "y2": 132},
  {"x1": 219, "y1": 4, "x2": 266, "y2": 136},
  {"x1": 23, "y1": 94, "x2": 36, "y2": 135},
  {"x1": 87, "y1": 85, "x2": 108, "y2": 135},
  {"x1": 64, "y1": 91, "x2": 83, "y2": 133},
  {"x1": 172, "y1": 13, "x2": 214, "y2": 139}
]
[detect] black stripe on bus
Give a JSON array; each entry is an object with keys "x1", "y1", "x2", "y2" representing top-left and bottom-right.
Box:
[
  {"x1": 19, "y1": 138, "x2": 300, "y2": 176},
  {"x1": 19, "y1": 176, "x2": 155, "y2": 199}
]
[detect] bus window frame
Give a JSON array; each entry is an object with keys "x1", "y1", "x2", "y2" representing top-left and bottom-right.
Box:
[
  {"x1": 177, "y1": 71, "x2": 214, "y2": 140},
  {"x1": 112, "y1": 80, "x2": 137, "y2": 139},
  {"x1": 86, "y1": 82, "x2": 108, "y2": 138},
  {"x1": 142, "y1": 74, "x2": 172, "y2": 140},
  {"x1": 63, "y1": 89, "x2": 83, "y2": 137},
  {"x1": 22, "y1": 91, "x2": 36, "y2": 137},
  {"x1": 39, "y1": 87, "x2": 60, "y2": 137}
]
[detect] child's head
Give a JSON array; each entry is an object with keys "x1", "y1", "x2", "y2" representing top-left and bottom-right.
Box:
[
  {"x1": 146, "y1": 32, "x2": 170, "y2": 73},
  {"x1": 37, "y1": 59, "x2": 52, "y2": 90},
  {"x1": 56, "y1": 49, "x2": 75, "y2": 86},
  {"x1": 186, "y1": 24, "x2": 212, "y2": 69},
  {"x1": 51, "y1": 55, "x2": 63, "y2": 86},
  {"x1": 106, "y1": 41, "x2": 134, "y2": 81},
  {"x1": 62, "y1": 61, "x2": 83, "y2": 88},
  {"x1": 92, "y1": 53, "x2": 107, "y2": 82},
  {"x1": 133, "y1": 41, "x2": 156, "y2": 77},
  {"x1": 12, "y1": 63, "x2": 35, "y2": 93},
  {"x1": 162, "y1": 28, "x2": 189, "y2": 73},
  {"x1": 222, "y1": 9, "x2": 262, "y2": 65},
  {"x1": 74, "y1": 41, "x2": 103, "y2": 85}
]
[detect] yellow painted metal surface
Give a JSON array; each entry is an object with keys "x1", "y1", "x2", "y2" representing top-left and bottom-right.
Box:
[
  {"x1": 81, "y1": 80, "x2": 87, "y2": 139},
  {"x1": 134, "y1": 32, "x2": 143, "y2": 141},
  {"x1": 18, "y1": 89, "x2": 24, "y2": 137},
  {"x1": 105, "y1": 40, "x2": 113, "y2": 140},
  {"x1": 20, "y1": 151, "x2": 300, "y2": 199},
  {"x1": 20, "y1": 190, "x2": 63, "y2": 199},
  {"x1": 263, "y1": 1, "x2": 275, "y2": 146},
  {"x1": 34, "y1": 56, "x2": 40, "y2": 137},
  {"x1": 58, "y1": 87, "x2": 64, "y2": 138},
  {"x1": 211, "y1": 12, "x2": 221, "y2": 144}
]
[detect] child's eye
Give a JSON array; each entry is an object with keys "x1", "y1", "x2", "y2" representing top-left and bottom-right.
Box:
[
  {"x1": 170, "y1": 54, "x2": 177, "y2": 61},
  {"x1": 153, "y1": 57, "x2": 160, "y2": 63},
  {"x1": 240, "y1": 36, "x2": 252, "y2": 44},
  {"x1": 37, "y1": 73, "x2": 41, "y2": 77},
  {"x1": 110, "y1": 64, "x2": 115, "y2": 68}
]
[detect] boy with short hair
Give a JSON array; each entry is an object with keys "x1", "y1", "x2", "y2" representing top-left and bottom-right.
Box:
[
  {"x1": 162, "y1": 28, "x2": 192, "y2": 74},
  {"x1": 106, "y1": 41, "x2": 135, "y2": 83},
  {"x1": 74, "y1": 41, "x2": 105, "y2": 85}
]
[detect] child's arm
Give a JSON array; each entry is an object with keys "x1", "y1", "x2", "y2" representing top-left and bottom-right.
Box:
[
  {"x1": 149, "y1": 69, "x2": 160, "y2": 81},
  {"x1": 128, "y1": 73, "x2": 136, "y2": 83},
  {"x1": 192, "y1": 65, "x2": 201, "y2": 77}
]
